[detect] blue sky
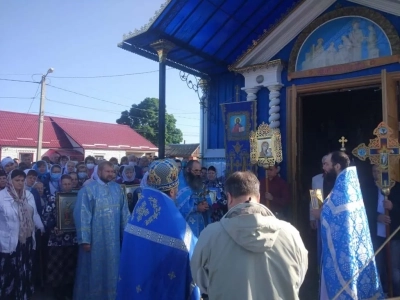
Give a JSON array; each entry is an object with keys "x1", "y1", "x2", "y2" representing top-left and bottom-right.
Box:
[{"x1": 0, "y1": 1, "x2": 200, "y2": 143}]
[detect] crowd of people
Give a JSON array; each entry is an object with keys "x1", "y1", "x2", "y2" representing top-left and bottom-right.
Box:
[
  {"x1": 0, "y1": 153, "x2": 152, "y2": 299},
  {"x1": 0, "y1": 149, "x2": 397, "y2": 299},
  {"x1": 0, "y1": 153, "x2": 244, "y2": 299}
]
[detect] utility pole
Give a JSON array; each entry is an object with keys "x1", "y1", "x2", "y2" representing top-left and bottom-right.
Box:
[{"x1": 36, "y1": 68, "x2": 54, "y2": 161}]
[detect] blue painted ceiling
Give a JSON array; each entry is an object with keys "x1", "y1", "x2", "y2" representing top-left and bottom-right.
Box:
[{"x1": 119, "y1": 0, "x2": 303, "y2": 76}]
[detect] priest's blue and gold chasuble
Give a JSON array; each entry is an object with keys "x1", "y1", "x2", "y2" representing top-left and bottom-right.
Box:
[
  {"x1": 177, "y1": 180, "x2": 212, "y2": 238},
  {"x1": 73, "y1": 179, "x2": 129, "y2": 300},
  {"x1": 320, "y1": 167, "x2": 383, "y2": 300},
  {"x1": 117, "y1": 187, "x2": 201, "y2": 300}
]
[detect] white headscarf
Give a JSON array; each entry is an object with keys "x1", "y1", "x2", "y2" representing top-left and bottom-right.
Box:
[
  {"x1": 122, "y1": 165, "x2": 136, "y2": 183},
  {"x1": 23, "y1": 169, "x2": 37, "y2": 191},
  {"x1": 1, "y1": 157, "x2": 14, "y2": 169},
  {"x1": 63, "y1": 161, "x2": 76, "y2": 174},
  {"x1": 91, "y1": 165, "x2": 99, "y2": 181}
]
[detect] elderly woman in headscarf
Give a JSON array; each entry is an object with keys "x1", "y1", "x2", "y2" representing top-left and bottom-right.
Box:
[
  {"x1": 64, "y1": 160, "x2": 76, "y2": 175},
  {"x1": 1, "y1": 156, "x2": 15, "y2": 175},
  {"x1": 116, "y1": 165, "x2": 140, "y2": 185},
  {"x1": 47, "y1": 165, "x2": 62, "y2": 196},
  {"x1": 0, "y1": 169, "x2": 45, "y2": 299},
  {"x1": 33, "y1": 160, "x2": 50, "y2": 187},
  {"x1": 42, "y1": 174, "x2": 78, "y2": 299}
]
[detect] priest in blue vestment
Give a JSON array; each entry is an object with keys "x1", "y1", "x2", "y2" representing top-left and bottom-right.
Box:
[
  {"x1": 176, "y1": 160, "x2": 212, "y2": 237},
  {"x1": 117, "y1": 159, "x2": 201, "y2": 300},
  {"x1": 73, "y1": 161, "x2": 130, "y2": 300},
  {"x1": 320, "y1": 151, "x2": 383, "y2": 300}
]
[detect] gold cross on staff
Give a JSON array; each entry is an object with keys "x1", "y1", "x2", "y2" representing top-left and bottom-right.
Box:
[
  {"x1": 338, "y1": 136, "x2": 348, "y2": 151},
  {"x1": 352, "y1": 122, "x2": 400, "y2": 298},
  {"x1": 352, "y1": 122, "x2": 400, "y2": 191}
]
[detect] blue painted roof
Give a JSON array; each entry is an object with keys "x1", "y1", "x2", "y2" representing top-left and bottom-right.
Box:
[{"x1": 119, "y1": 0, "x2": 303, "y2": 76}]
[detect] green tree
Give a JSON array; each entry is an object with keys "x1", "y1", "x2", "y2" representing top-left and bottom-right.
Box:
[{"x1": 116, "y1": 97, "x2": 183, "y2": 146}]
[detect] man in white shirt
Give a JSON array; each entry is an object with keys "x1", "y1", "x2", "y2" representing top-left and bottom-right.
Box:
[{"x1": 310, "y1": 155, "x2": 328, "y2": 229}]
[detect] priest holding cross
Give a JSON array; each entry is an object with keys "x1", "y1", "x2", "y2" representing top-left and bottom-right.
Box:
[{"x1": 353, "y1": 122, "x2": 400, "y2": 298}]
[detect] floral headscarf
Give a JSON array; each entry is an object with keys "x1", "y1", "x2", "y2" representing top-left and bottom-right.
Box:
[{"x1": 7, "y1": 170, "x2": 34, "y2": 244}]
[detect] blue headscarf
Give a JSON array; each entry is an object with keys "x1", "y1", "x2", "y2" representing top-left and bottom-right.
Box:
[
  {"x1": 117, "y1": 187, "x2": 200, "y2": 300},
  {"x1": 48, "y1": 164, "x2": 62, "y2": 194},
  {"x1": 33, "y1": 160, "x2": 50, "y2": 184}
]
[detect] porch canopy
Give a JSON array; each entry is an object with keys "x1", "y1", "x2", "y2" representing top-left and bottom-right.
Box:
[
  {"x1": 42, "y1": 149, "x2": 84, "y2": 162},
  {"x1": 118, "y1": 0, "x2": 301, "y2": 77}
]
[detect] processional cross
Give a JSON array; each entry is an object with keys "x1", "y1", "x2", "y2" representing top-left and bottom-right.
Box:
[
  {"x1": 338, "y1": 136, "x2": 348, "y2": 151},
  {"x1": 352, "y1": 123, "x2": 400, "y2": 192},
  {"x1": 352, "y1": 122, "x2": 400, "y2": 297}
]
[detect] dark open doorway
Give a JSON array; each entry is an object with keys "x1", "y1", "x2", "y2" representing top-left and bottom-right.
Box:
[
  {"x1": 301, "y1": 86, "x2": 383, "y2": 194},
  {"x1": 297, "y1": 86, "x2": 382, "y2": 298}
]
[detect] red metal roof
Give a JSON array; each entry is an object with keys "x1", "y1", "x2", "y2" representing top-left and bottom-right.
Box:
[
  {"x1": 0, "y1": 111, "x2": 158, "y2": 150},
  {"x1": 0, "y1": 110, "x2": 72, "y2": 148}
]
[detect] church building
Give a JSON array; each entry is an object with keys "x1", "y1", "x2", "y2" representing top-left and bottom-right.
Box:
[{"x1": 119, "y1": 0, "x2": 400, "y2": 228}]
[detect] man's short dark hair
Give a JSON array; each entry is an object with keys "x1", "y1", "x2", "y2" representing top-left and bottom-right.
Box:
[
  {"x1": 61, "y1": 174, "x2": 72, "y2": 181},
  {"x1": 11, "y1": 169, "x2": 26, "y2": 179},
  {"x1": 225, "y1": 171, "x2": 260, "y2": 198},
  {"x1": 186, "y1": 160, "x2": 199, "y2": 171},
  {"x1": 175, "y1": 159, "x2": 181, "y2": 164},
  {"x1": 208, "y1": 166, "x2": 216, "y2": 172},
  {"x1": 0, "y1": 170, "x2": 6, "y2": 177},
  {"x1": 98, "y1": 161, "x2": 113, "y2": 172},
  {"x1": 26, "y1": 169, "x2": 38, "y2": 177},
  {"x1": 201, "y1": 167, "x2": 207, "y2": 171},
  {"x1": 85, "y1": 156, "x2": 96, "y2": 164},
  {"x1": 331, "y1": 151, "x2": 350, "y2": 171}
]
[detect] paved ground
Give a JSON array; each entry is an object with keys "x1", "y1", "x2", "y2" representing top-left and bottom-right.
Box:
[
  {"x1": 31, "y1": 274, "x2": 318, "y2": 300},
  {"x1": 31, "y1": 227, "x2": 319, "y2": 299}
]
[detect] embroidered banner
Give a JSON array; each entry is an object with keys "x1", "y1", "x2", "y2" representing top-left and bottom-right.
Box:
[{"x1": 221, "y1": 101, "x2": 257, "y2": 175}]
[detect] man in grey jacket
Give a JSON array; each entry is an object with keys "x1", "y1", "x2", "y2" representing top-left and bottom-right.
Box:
[{"x1": 191, "y1": 171, "x2": 308, "y2": 300}]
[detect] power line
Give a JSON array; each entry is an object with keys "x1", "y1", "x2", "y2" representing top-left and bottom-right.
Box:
[
  {"x1": 0, "y1": 69, "x2": 174, "y2": 79},
  {"x1": 45, "y1": 98, "x2": 199, "y2": 127},
  {"x1": 47, "y1": 69, "x2": 174, "y2": 78},
  {"x1": 0, "y1": 78, "x2": 39, "y2": 83},
  {"x1": 16, "y1": 82, "x2": 42, "y2": 138},
  {"x1": 45, "y1": 84, "x2": 199, "y2": 118},
  {"x1": 47, "y1": 84, "x2": 128, "y2": 108},
  {"x1": 0, "y1": 72, "x2": 201, "y2": 114},
  {"x1": 0, "y1": 73, "x2": 40, "y2": 76},
  {"x1": 0, "y1": 96, "x2": 36, "y2": 99}
]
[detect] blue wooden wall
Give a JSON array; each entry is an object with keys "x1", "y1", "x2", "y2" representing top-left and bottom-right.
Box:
[{"x1": 207, "y1": 0, "x2": 400, "y2": 180}]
